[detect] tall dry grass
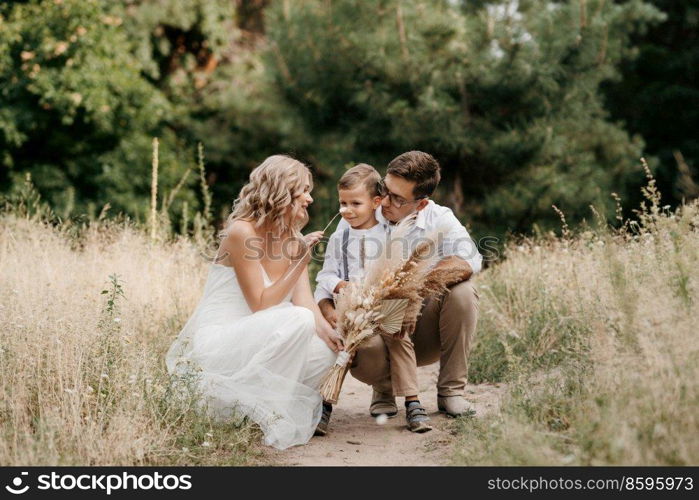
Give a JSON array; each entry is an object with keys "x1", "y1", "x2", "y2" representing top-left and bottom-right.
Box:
[
  {"x1": 0, "y1": 213, "x2": 261, "y2": 465},
  {"x1": 457, "y1": 166, "x2": 699, "y2": 465},
  {"x1": 2, "y1": 156, "x2": 697, "y2": 466}
]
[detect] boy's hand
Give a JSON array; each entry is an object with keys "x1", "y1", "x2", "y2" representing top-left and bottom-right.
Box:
[
  {"x1": 318, "y1": 298, "x2": 338, "y2": 329},
  {"x1": 333, "y1": 280, "x2": 349, "y2": 294}
]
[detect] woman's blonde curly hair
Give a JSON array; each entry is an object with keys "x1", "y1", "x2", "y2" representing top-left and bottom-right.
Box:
[{"x1": 220, "y1": 155, "x2": 313, "y2": 239}]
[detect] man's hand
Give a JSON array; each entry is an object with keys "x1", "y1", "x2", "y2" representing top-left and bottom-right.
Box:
[
  {"x1": 429, "y1": 256, "x2": 473, "y2": 285},
  {"x1": 316, "y1": 319, "x2": 344, "y2": 353},
  {"x1": 318, "y1": 298, "x2": 338, "y2": 329}
]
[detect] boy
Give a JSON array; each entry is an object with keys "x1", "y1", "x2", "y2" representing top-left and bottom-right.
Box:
[{"x1": 314, "y1": 164, "x2": 432, "y2": 435}]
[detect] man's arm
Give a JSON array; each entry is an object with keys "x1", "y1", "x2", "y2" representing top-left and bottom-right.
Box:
[{"x1": 439, "y1": 209, "x2": 482, "y2": 276}]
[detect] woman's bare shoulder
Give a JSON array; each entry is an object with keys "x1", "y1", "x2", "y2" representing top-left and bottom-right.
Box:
[
  {"x1": 224, "y1": 219, "x2": 257, "y2": 241},
  {"x1": 219, "y1": 220, "x2": 258, "y2": 256}
]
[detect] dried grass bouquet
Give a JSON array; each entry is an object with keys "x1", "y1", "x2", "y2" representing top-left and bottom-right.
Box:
[{"x1": 319, "y1": 216, "x2": 467, "y2": 403}]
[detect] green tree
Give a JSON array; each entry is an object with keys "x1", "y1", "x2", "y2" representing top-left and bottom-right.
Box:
[
  {"x1": 120, "y1": 0, "x2": 306, "y2": 222},
  {"x1": 0, "y1": 0, "x2": 193, "y2": 219},
  {"x1": 267, "y1": 0, "x2": 664, "y2": 236},
  {"x1": 0, "y1": 0, "x2": 295, "y2": 225},
  {"x1": 603, "y1": 0, "x2": 699, "y2": 204}
]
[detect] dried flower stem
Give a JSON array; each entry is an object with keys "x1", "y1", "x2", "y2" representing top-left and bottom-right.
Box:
[{"x1": 149, "y1": 137, "x2": 159, "y2": 242}]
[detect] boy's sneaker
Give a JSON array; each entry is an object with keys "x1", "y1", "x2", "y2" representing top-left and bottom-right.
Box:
[
  {"x1": 314, "y1": 402, "x2": 332, "y2": 436},
  {"x1": 405, "y1": 401, "x2": 432, "y2": 433}
]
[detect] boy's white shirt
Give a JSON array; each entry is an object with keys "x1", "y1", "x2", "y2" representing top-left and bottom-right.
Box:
[
  {"x1": 313, "y1": 222, "x2": 386, "y2": 303},
  {"x1": 313, "y1": 200, "x2": 482, "y2": 303}
]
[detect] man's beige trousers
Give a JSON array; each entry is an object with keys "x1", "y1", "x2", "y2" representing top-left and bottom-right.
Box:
[{"x1": 350, "y1": 280, "x2": 479, "y2": 397}]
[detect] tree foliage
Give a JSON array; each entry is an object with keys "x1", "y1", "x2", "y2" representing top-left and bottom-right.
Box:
[
  {"x1": 267, "y1": 0, "x2": 664, "y2": 235},
  {"x1": 0, "y1": 0, "x2": 290, "y2": 223},
  {"x1": 2, "y1": 0, "x2": 691, "y2": 240},
  {"x1": 604, "y1": 0, "x2": 699, "y2": 204},
  {"x1": 0, "y1": 0, "x2": 181, "y2": 219}
]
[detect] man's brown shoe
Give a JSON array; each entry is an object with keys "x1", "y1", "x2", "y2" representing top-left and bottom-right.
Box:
[
  {"x1": 369, "y1": 390, "x2": 398, "y2": 417},
  {"x1": 437, "y1": 395, "x2": 476, "y2": 418}
]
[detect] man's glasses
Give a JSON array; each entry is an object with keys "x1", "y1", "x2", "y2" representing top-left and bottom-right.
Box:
[{"x1": 377, "y1": 179, "x2": 425, "y2": 209}]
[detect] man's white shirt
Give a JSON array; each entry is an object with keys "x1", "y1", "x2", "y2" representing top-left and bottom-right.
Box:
[{"x1": 313, "y1": 201, "x2": 482, "y2": 303}]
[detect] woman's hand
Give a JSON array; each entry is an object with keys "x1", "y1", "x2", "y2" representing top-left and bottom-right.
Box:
[
  {"x1": 292, "y1": 230, "x2": 324, "y2": 265},
  {"x1": 316, "y1": 319, "x2": 344, "y2": 353},
  {"x1": 303, "y1": 230, "x2": 324, "y2": 248}
]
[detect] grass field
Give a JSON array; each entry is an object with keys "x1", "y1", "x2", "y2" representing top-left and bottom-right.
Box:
[
  {"x1": 0, "y1": 214, "x2": 263, "y2": 465},
  {"x1": 456, "y1": 180, "x2": 699, "y2": 465},
  {"x1": 1, "y1": 171, "x2": 697, "y2": 465}
]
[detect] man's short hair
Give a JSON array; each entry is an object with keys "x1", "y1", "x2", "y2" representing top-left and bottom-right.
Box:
[
  {"x1": 386, "y1": 151, "x2": 441, "y2": 199},
  {"x1": 338, "y1": 163, "x2": 382, "y2": 197}
]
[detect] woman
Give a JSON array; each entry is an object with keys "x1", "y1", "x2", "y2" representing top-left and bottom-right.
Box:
[{"x1": 166, "y1": 155, "x2": 341, "y2": 450}]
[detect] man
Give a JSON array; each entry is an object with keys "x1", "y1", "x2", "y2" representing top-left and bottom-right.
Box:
[{"x1": 314, "y1": 151, "x2": 481, "y2": 418}]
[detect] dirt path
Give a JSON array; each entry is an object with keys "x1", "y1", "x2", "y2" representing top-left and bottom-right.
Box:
[{"x1": 264, "y1": 363, "x2": 507, "y2": 466}]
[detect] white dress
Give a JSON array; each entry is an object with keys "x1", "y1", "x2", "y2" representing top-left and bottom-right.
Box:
[{"x1": 165, "y1": 263, "x2": 337, "y2": 450}]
